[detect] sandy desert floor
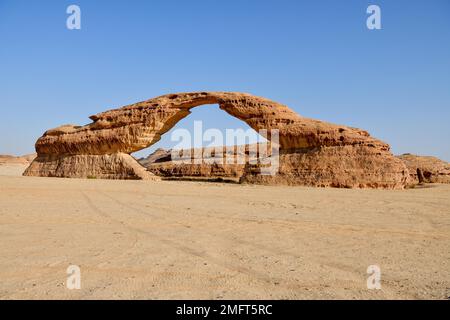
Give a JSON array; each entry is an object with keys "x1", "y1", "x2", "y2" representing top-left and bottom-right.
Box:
[{"x1": 0, "y1": 164, "x2": 449, "y2": 300}]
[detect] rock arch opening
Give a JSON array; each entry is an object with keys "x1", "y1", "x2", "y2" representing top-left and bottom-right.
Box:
[
  {"x1": 134, "y1": 103, "x2": 269, "y2": 182},
  {"x1": 133, "y1": 103, "x2": 268, "y2": 158}
]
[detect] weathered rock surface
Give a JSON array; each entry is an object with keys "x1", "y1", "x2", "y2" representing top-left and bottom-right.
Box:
[
  {"x1": 138, "y1": 145, "x2": 261, "y2": 181},
  {"x1": 244, "y1": 146, "x2": 408, "y2": 188},
  {"x1": 147, "y1": 162, "x2": 244, "y2": 182},
  {"x1": 397, "y1": 154, "x2": 450, "y2": 184},
  {"x1": 140, "y1": 144, "x2": 408, "y2": 188},
  {"x1": 25, "y1": 91, "x2": 409, "y2": 188},
  {"x1": 24, "y1": 153, "x2": 155, "y2": 180}
]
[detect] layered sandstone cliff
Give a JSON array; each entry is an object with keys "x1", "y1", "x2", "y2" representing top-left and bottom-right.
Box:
[
  {"x1": 24, "y1": 92, "x2": 409, "y2": 188},
  {"x1": 397, "y1": 154, "x2": 450, "y2": 184}
]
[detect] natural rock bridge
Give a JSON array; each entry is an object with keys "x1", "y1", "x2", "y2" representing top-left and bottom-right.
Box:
[{"x1": 24, "y1": 92, "x2": 409, "y2": 188}]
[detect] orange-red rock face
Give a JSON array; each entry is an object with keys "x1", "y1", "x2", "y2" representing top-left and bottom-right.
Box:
[
  {"x1": 243, "y1": 146, "x2": 408, "y2": 188},
  {"x1": 397, "y1": 154, "x2": 450, "y2": 184},
  {"x1": 0, "y1": 153, "x2": 36, "y2": 165},
  {"x1": 24, "y1": 92, "x2": 409, "y2": 188}
]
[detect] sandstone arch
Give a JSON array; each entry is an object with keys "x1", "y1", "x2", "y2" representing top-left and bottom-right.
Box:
[{"x1": 24, "y1": 92, "x2": 409, "y2": 188}]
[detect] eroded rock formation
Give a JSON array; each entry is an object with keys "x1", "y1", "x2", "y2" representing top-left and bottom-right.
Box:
[
  {"x1": 397, "y1": 154, "x2": 450, "y2": 184},
  {"x1": 24, "y1": 92, "x2": 409, "y2": 188},
  {"x1": 138, "y1": 145, "x2": 261, "y2": 182},
  {"x1": 24, "y1": 153, "x2": 153, "y2": 180}
]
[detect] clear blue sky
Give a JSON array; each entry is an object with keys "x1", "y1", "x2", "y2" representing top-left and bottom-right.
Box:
[{"x1": 1, "y1": 0, "x2": 449, "y2": 160}]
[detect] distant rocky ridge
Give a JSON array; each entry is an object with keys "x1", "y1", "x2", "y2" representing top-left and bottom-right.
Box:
[
  {"x1": 0, "y1": 154, "x2": 36, "y2": 165},
  {"x1": 139, "y1": 148, "x2": 450, "y2": 186}
]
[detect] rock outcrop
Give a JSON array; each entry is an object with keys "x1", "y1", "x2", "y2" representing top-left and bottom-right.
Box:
[
  {"x1": 24, "y1": 91, "x2": 409, "y2": 188},
  {"x1": 24, "y1": 153, "x2": 153, "y2": 180},
  {"x1": 397, "y1": 154, "x2": 450, "y2": 184},
  {"x1": 138, "y1": 148, "x2": 172, "y2": 167},
  {"x1": 138, "y1": 145, "x2": 261, "y2": 182}
]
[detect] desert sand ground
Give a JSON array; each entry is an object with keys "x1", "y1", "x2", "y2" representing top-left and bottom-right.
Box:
[{"x1": 0, "y1": 164, "x2": 449, "y2": 300}]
